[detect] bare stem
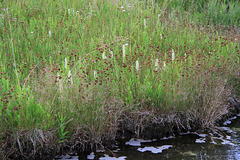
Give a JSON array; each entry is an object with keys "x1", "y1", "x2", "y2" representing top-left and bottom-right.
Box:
[{"x1": 6, "y1": 8, "x2": 21, "y2": 88}]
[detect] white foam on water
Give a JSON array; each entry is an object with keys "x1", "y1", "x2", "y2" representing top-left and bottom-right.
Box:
[
  {"x1": 223, "y1": 120, "x2": 232, "y2": 125},
  {"x1": 219, "y1": 127, "x2": 235, "y2": 133},
  {"x1": 219, "y1": 126, "x2": 230, "y2": 131},
  {"x1": 87, "y1": 152, "x2": 95, "y2": 160},
  {"x1": 55, "y1": 155, "x2": 79, "y2": 160},
  {"x1": 222, "y1": 116, "x2": 238, "y2": 125},
  {"x1": 160, "y1": 136, "x2": 174, "y2": 140},
  {"x1": 69, "y1": 156, "x2": 79, "y2": 160},
  {"x1": 212, "y1": 136, "x2": 236, "y2": 146},
  {"x1": 210, "y1": 140, "x2": 217, "y2": 144},
  {"x1": 196, "y1": 133, "x2": 208, "y2": 138},
  {"x1": 125, "y1": 139, "x2": 141, "y2": 146},
  {"x1": 99, "y1": 154, "x2": 127, "y2": 160},
  {"x1": 125, "y1": 139, "x2": 153, "y2": 146},
  {"x1": 221, "y1": 139, "x2": 236, "y2": 146},
  {"x1": 179, "y1": 132, "x2": 192, "y2": 135},
  {"x1": 195, "y1": 138, "x2": 206, "y2": 143},
  {"x1": 229, "y1": 116, "x2": 237, "y2": 120},
  {"x1": 112, "y1": 144, "x2": 118, "y2": 148},
  {"x1": 137, "y1": 145, "x2": 173, "y2": 154},
  {"x1": 113, "y1": 149, "x2": 120, "y2": 153}
]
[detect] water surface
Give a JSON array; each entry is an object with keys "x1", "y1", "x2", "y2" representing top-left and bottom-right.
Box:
[{"x1": 56, "y1": 115, "x2": 240, "y2": 160}]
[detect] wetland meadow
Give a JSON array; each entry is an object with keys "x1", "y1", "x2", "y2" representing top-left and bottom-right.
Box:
[{"x1": 0, "y1": 0, "x2": 240, "y2": 159}]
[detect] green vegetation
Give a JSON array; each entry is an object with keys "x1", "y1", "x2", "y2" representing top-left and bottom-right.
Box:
[{"x1": 0, "y1": 0, "x2": 239, "y2": 159}]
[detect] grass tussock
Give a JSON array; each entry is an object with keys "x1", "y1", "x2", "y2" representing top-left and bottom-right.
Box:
[{"x1": 0, "y1": 0, "x2": 240, "y2": 159}]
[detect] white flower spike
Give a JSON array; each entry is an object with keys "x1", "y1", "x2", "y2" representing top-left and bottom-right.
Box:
[
  {"x1": 122, "y1": 45, "x2": 125, "y2": 61},
  {"x1": 65, "y1": 58, "x2": 67, "y2": 69},
  {"x1": 110, "y1": 51, "x2": 114, "y2": 58},
  {"x1": 68, "y1": 71, "x2": 73, "y2": 84},
  {"x1": 94, "y1": 70, "x2": 97, "y2": 78},
  {"x1": 57, "y1": 72, "x2": 60, "y2": 83},
  {"x1": 172, "y1": 49, "x2": 175, "y2": 61},
  {"x1": 136, "y1": 60, "x2": 139, "y2": 71},
  {"x1": 155, "y1": 59, "x2": 159, "y2": 71},
  {"x1": 102, "y1": 52, "x2": 107, "y2": 59}
]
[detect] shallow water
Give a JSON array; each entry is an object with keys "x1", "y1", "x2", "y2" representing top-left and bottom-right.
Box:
[{"x1": 56, "y1": 115, "x2": 240, "y2": 160}]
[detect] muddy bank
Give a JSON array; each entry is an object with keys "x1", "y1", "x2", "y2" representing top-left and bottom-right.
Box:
[{"x1": 2, "y1": 101, "x2": 239, "y2": 160}]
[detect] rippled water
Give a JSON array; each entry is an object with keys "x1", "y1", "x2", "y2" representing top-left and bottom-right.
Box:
[{"x1": 56, "y1": 115, "x2": 240, "y2": 160}]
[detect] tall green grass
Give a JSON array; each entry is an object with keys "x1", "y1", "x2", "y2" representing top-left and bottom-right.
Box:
[{"x1": 0, "y1": 0, "x2": 239, "y2": 159}]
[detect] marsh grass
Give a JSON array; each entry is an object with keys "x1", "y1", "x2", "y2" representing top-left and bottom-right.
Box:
[{"x1": 0, "y1": 0, "x2": 240, "y2": 159}]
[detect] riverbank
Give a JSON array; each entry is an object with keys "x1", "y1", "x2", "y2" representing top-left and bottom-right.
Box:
[
  {"x1": 1, "y1": 71, "x2": 239, "y2": 159},
  {"x1": 0, "y1": 0, "x2": 240, "y2": 159}
]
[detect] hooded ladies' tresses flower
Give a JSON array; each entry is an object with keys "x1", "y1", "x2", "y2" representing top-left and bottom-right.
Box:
[
  {"x1": 172, "y1": 49, "x2": 175, "y2": 61},
  {"x1": 65, "y1": 58, "x2": 67, "y2": 69},
  {"x1": 110, "y1": 51, "x2": 114, "y2": 58},
  {"x1": 57, "y1": 72, "x2": 60, "y2": 83},
  {"x1": 122, "y1": 45, "x2": 126, "y2": 61},
  {"x1": 68, "y1": 71, "x2": 73, "y2": 84},
  {"x1": 102, "y1": 52, "x2": 107, "y2": 59},
  {"x1": 136, "y1": 60, "x2": 139, "y2": 71},
  {"x1": 94, "y1": 70, "x2": 97, "y2": 78},
  {"x1": 49, "y1": 31, "x2": 51, "y2": 37},
  {"x1": 144, "y1": 19, "x2": 147, "y2": 28},
  {"x1": 155, "y1": 59, "x2": 159, "y2": 71}
]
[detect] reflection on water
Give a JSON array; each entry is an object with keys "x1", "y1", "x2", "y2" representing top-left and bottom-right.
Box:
[{"x1": 56, "y1": 116, "x2": 240, "y2": 160}]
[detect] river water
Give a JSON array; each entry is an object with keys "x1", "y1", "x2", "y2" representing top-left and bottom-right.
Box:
[{"x1": 55, "y1": 115, "x2": 240, "y2": 160}]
